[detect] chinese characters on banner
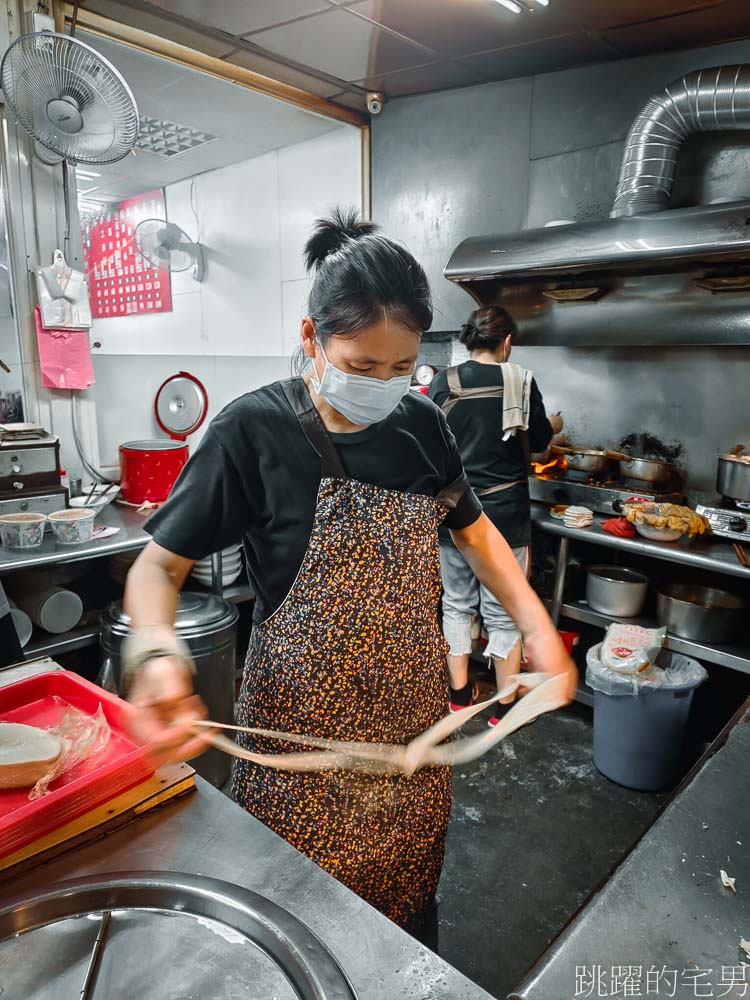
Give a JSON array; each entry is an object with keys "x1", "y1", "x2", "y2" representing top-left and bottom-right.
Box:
[
  {"x1": 80, "y1": 189, "x2": 173, "y2": 319},
  {"x1": 575, "y1": 964, "x2": 748, "y2": 998}
]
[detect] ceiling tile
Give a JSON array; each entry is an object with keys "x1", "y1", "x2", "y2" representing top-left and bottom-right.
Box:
[
  {"x1": 144, "y1": 0, "x2": 332, "y2": 35},
  {"x1": 222, "y1": 48, "x2": 347, "y2": 98},
  {"x1": 603, "y1": 0, "x2": 750, "y2": 54},
  {"x1": 354, "y1": 61, "x2": 485, "y2": 99},
  {"x1": 460, "y1": 33, "x2": 618, "y2": 82},
  {"x1": 84, "y1": 0, "x2": 234, "y2": 56},
  {"x1": 560, "y1": 0, "x2": 724, "y2": 32},
  {"x1": 250, "y1": 4, "x2": 437, "y2": 81},
  {"x1": 346, "y1": 0, "x2": 580, "y2": 58}
]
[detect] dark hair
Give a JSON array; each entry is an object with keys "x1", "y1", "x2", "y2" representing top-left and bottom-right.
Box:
[
  {"x1": 459, "y1": 306, "x2": 517, "y2": 351},
  {"x1": 292, "y1": 207, "x2": 432, "y2": 372}
]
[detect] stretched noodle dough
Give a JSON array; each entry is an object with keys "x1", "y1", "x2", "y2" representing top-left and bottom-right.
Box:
[{"x1": 191, "y1": 672, "x2": 568, "y2": 776}]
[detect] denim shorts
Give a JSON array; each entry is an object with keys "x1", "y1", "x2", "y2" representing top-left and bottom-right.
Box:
[{"x1": 439, "y1": 542, "x2": 529, "y2": 661}]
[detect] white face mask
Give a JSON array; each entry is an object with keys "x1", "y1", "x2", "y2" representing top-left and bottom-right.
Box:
[{"x1": 311, "y1": 343, "x2": 414, "y2": 426}]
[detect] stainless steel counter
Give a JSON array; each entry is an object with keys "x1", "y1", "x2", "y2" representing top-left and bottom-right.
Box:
[
  {"x1": 510, "y1": 701, "x2": 750, "y2": 1000},
  {"x1": 0, "y1": 503, "x2": 150, "y2": 576},
  {"x1": 2, "y1": 778, "x2": 494, "y2": 1000},
  {"x1": 532, "y1": 505, "x2": 750, "y2": 581}
]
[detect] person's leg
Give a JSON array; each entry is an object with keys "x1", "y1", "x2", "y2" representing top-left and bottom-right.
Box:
[
  {"x1": 439, "y1": 542, "x2": 479, "y2": 704},
  {"x1": 478, "y1": 547, "x2": 530, "y2": 720}
]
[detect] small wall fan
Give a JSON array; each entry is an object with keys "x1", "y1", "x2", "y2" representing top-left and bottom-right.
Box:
[{"x1": 134, "y1": 219, "x2": 205, "y2": 282}]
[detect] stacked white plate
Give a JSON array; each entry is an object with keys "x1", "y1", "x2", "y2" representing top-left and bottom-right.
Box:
[
  {"x1": 563, "y1": 505, "x2": 594, "y2": 528},
  {"x1": 191, "y1": 545, "x2": 244, "y2": 588}
]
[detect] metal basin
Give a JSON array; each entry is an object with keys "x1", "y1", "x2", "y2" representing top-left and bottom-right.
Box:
[
  {"x1": 657, "y1": 585, "x2": 745, "y2": 644},
  {"x1": 0, "y1": 871, "x2": 357, "y2": 999}
]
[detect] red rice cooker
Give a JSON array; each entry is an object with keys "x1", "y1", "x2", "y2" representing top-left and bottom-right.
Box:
[{"x1": 119, "y1": 372, "x2": 208, "y2": 504}]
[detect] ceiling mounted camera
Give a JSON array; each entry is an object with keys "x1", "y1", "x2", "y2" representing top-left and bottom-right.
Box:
[{"x1": 366, "y1": 92, "x2": 384, "y2": 115}]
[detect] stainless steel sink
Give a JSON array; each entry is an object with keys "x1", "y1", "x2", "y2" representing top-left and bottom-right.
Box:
[{"x1": 0, "y1": 871, "x2": 357, "y2": 999}]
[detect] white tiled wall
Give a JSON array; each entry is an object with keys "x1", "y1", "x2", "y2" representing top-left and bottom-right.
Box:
[
  {"x1": 90, "y1": 125, "x2": 361, "y2": 464},
  {"x1": 91, "y1": 126, "x2": 361, "y2": 359}
]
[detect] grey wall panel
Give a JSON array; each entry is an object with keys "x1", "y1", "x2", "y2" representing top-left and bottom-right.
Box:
[
  {"x1": 530, "y1": 38, "x2": 750, "y2": 161},
  {"x1": 526, "y1": 141, "x2": 625, "y2": 227},
  {"x1": 372, "y1": 77, "x2": 533, "y2": 329},
  {"x1": 372, "y1": 40, "x2": 750, "y2": 498}
]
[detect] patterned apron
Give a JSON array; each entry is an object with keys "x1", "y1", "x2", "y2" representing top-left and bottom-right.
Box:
[{"x1": 232, "y1": 379, "x2": 458, "y2": 930}]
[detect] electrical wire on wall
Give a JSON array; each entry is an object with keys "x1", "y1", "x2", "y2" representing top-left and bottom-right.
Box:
[{"x1": 71, "y1": 391, "x2": 111, "y2": 484}]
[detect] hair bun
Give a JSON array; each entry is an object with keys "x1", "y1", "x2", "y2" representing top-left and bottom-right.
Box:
[{"x1": 304, "y1": 207, "x2": 378, "y2": 272}]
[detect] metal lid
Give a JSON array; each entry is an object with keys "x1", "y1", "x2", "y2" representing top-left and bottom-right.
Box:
[
  {"x1": 154, "y1": 371, "x2": 208, "y2": 441},
  {"x1": 102, "y1": 592, "x2": 238, "y2": 642}
]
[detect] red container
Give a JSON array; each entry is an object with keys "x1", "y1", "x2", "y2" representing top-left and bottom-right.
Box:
[
  {"x1": 0, "y1": 670, "x2": 154, "y2": 858},
  {"x1": 119, "y1": 439, "x2": 189, "y2": 504}
]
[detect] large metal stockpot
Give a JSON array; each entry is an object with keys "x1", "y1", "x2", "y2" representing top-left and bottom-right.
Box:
[
  {"x1": 717, "y1": 452, "x2": 750, "y2": 501},
  {"x1": 657, "y1": 585, "x2": 745, "y2": 644},
  {"x1": 100, "y1": 593, "x2": 238, "y2": 788}
]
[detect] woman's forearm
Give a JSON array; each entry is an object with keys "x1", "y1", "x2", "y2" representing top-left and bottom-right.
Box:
[
  {"x1": 124, "y1": 542, "x2": 193, "y2": 633},
  {"x1": 450, "y1": 514, "x2": 554, "y2": 639}
]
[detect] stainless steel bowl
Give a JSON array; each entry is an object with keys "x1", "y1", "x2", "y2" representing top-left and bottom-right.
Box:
[
  {"x1": 657, "y1": 585, "x2": 745, "y2": 643},
  {"x1": 552, "y1": 445, "x2": 612, "y2": 475},
  {"x1": 586, "y1": 565, "x2": 648, "y2": 617}
]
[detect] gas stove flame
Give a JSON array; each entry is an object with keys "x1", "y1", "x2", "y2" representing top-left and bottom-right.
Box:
[{"x1": 531, "y1": 455, "x2": 567, "y2": 475}]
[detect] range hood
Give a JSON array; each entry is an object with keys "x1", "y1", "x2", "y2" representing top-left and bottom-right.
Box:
[{"x1": 444, "y1": 66, "x2": 750, "y2": 347}]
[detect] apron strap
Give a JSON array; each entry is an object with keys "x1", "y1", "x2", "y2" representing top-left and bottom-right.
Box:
[
  {"x1": 282, "y1": 378, "x2": 347, "y2": 479},
  {"x1": 441, "y1": 366, "x2": 504, "y2": 417}
]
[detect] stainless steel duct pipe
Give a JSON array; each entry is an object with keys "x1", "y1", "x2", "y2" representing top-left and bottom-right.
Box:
[{"x1": 611, "y1": 65, "x2": 750, "y2": 218}]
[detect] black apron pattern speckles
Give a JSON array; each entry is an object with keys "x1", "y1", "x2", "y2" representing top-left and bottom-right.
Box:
[{"x1": 231, "y1": 381, "x2": 452, "y2": 931}]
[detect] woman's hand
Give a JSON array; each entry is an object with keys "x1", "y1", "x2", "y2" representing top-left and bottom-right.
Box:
[
  {"x1": 127, "y1": 656, "x2": 213, "y2": 766},
  {"x1": 549, "y1": 411, "x2": 564, "y2": 435},
  {"x1": 523, "y1": 628, "x2": 578, "y2": 703}
]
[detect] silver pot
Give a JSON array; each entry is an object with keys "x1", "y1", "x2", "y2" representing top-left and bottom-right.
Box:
[
  {"x1": 586, "y1": 565, "x2": 648, "y2": 617},
  {"x1": 657, "y1": 584, "x2": 745, "y2": 643},
  {"x1": 552, "y1": 445, "x2": 612, "y2": 475},
  {"x1": 717, "y1": 452, "x2": 750, "y2": 502},
  {"x1": 611, "y1": 452, "x2": 674, "y2": 483}
]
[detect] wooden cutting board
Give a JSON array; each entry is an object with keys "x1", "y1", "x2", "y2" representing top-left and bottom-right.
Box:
[{"x1": 0, "y1": 761, "x2": 196, "y2": 882}]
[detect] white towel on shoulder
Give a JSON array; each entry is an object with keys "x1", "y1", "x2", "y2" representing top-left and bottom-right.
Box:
[{"x1": 500, "y1": 362, "x2": 532, "y2": 441}]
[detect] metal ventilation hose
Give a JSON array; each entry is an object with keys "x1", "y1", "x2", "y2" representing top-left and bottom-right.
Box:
[{"x1": 611, "y1": 65, "x2": 750, "y2": 218}]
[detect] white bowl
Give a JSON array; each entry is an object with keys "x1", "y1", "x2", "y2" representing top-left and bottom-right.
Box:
[
  {"x1": 635, "y1": 523, "x2": 684, "y2": 542},
  {"x1": 70, "y1": 486, "x2": 120, "y2": 512}
]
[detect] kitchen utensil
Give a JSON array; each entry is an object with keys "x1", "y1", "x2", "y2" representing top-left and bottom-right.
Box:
[
  {"x1": 717, "y1": 452, "x2": 750, "y2": 502},
  {"x1": 612, "y1": 452, "x2": 674, "y2": 483},
  {"x1": 8, "y1": 604, "x2": 32, "y2": 647},
  {"x1": 586, "y1": 565, "x2": 648, "y2": 617},
  {"x1": 0, "y1": 512, "x2": 46, "y2": 549},
  {"x1": 635, "y1": 522, "x2": 684, "y2": 542},
  {"x1": 8, "y1": 578, "x2": 82, "y2": 634},
  {"x1": 48, "y1": 508, "x2": 96, "y2": 545},
  {"x1": 119, "y1": 372, "x2": 208, "y2": 505},
  {"x1": 119, "y1": 440, "x2": 189, "y2": 504},
  {"x1": 79, "y1": 911, "x2": 111, "y2": 1000},
  {"x1": 81, "y1": 481, "x2": 99, "y2": 508},
  {"x1": 551, "y1": 445, "x2": 612, "y2": 475},
  {"x1": 70, "y1": 484, "x2": 120, "y2": 512},
  {"x1": 732, "y1": 542, "x2": 749, "y2": 567},
  {"x1": 657, "y1": 584, "x2": 745, "y2": 643}
]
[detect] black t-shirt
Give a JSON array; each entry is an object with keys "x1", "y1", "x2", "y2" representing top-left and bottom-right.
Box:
[
  {"x1": 428, "y1": 361, "x2": 554, "y2": 548},
  {"x1": 146, "y1": 377, "x2": 482, "y2": 622}
]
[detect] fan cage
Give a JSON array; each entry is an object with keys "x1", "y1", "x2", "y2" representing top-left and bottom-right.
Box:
[{"x1": 0, "y1": 31, "x2": 138, "y2": 165}]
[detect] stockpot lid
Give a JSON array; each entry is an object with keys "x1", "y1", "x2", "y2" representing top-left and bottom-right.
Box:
[{"x1": 101, "y1": 592, "x2": 238, "y2": 643}]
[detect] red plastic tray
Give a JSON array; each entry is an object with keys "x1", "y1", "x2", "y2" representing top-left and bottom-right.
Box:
[{"x1": 0, "y1": 670, "x2": 154, "y2": 858}]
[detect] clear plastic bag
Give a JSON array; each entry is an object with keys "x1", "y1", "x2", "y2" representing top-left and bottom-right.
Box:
[
  {"x1": 29, "y1": 699, "x2": 111, "y2": 799},
  {"x1": 586, "y1": 643, "x2": 708, "y2": 697}
]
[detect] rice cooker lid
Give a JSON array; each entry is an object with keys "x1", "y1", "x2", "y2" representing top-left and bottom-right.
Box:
[
  {"x1": 103, "y1": 592, "x2": 237, "y2": 639},
  {"x1": 154, "y1": 371, "x2": 208, "y2": 441}
]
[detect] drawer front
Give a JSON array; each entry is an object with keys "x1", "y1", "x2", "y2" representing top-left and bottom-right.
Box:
[
  {"x1": 0, "y1": 493, "x2": 67, "y2": 518},
  {"x1": 0, "y1": 448, "x2": 58, "y2": 477}
]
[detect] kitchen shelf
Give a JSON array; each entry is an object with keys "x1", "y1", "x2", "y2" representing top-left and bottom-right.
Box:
[
  {"x1": 554, "y1": 599, "x2": 750, "y2": 675},
  {"x1": 25, "y1": 625, "x2": 101, "y2": 659}
]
